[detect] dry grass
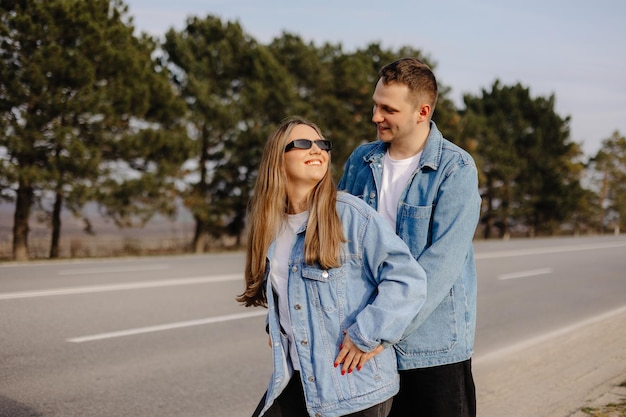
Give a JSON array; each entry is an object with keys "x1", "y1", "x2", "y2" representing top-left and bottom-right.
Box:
[
  {"x1": 581, "y1": 400, "x2": 626, "y2": 417},
  {"x1": 0, "y1": 230, "x2": 242, "y2": 261},
  {"x1": 0, "y1": 234, "x2": 193, "y2": 260},
  {"x1": 582, "y1": 381, "x2": 626, "y2": 417}
]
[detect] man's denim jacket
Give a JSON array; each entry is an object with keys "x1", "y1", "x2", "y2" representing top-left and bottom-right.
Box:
[
  {"x1": 260, "y1": 193, "x2": 427, "y2": 417},
  {"x1": 339, "y1": 121, "x2": 481, "y2": 369}
]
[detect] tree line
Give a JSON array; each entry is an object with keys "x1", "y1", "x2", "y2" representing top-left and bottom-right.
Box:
[{"x1": 1, "y1": 0, "x2": 625, "y2": 261}]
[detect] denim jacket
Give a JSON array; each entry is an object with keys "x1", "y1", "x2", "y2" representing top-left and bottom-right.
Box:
[
  {"x1": 259, "y1": 192, "x2": 427, "y2": 417},
  {"x1": 338, "y1": 121, "x2": 481, "y2": 369}
]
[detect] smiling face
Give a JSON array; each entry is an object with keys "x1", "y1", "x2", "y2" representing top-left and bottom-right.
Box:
[
  {"x1": 372, "y1": 79, "x2": 422, "y2": 145},
  {"x1": 284, "y1": 123, "x2": 330, "y2": 198}
]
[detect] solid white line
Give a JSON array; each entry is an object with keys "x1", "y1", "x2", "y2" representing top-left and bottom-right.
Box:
[
  {"x1": 473, "y1": 305, "x2": 626, "y2": 365},
  {"x1": 0, "y1": 274, "x2": 242, "y2": 300},
  {"x1": 476, "y1": 241, "x2": 626, "y2": 260},
  {"x1": 498, "y1": 268, "x2": 552, "y2": 280},
  {"x1": 57, "y1": 264, "x2": 170, "y2": 275},
  {"x1": 66, "y1": 311, "x2": 266, "y2": 343}
]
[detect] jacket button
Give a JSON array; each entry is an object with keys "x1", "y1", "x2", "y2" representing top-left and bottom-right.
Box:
[
  {"x1": 291, "y1": 266, "x2": 297, "y2": 272},
  {"x1": 301, "y1": 340, "x2": 308, "y2": 346},
  {"x1": 308, "y1": 376, "x2": 315, "y2": 382},
  {"x1": 322, "y1": 271, "x2": 329, "y2": 278},
  {"x1": 315, "y1": 414, "x2": 322, "y2": 417},
  {"x1": 369, "y1": 192, "x2": 376, "y2": 198},
  {"x1": 294, "y1": 304, "x2": 301, "y2": 310}
]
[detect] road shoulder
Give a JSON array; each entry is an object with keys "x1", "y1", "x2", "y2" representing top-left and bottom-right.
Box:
[
  {"x1": 569, "y1": 373, "x2": 626, "y2": 417},
  {"x1": 473, "y1": 306, "x2": 626, "y2": 417}
]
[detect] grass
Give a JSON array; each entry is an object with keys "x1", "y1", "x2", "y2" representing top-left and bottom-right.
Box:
[
  {"x1": 581, "y1": 401, "x2": 626, "y2": 417},
  {"x1": 581, "y1": 381, "x2": 626, "y2": 417}
]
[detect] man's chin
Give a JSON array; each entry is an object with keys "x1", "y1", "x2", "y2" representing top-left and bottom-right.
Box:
[{"x1": 377, "y1": 128, "x2": 392, "y2": 142}]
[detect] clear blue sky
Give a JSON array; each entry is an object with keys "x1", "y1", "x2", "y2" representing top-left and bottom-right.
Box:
[{"x1": 124, "y1": 0, "x2": 626, "y2": 157}]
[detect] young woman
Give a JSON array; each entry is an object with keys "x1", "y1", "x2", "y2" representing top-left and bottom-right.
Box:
[{"x1": 238, "y1": 117, "x2": 427, "y2": 417}]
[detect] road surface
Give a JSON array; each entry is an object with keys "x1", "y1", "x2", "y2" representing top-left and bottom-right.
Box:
[{"x1": 1, "y1": 235, "x2": 625, "y2": 416}]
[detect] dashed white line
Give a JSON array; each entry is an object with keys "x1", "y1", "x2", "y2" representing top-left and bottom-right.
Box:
[
  {"x1": 498, "y1": 268, "x2": 553, "y2": 280},
  {"x1": 66, "y1": 311, "x2": 266, "y2": 343}
]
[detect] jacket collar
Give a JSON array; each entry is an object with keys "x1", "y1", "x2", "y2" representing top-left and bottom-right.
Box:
[{"x1": 363, "y1": 121, "x2": 444, "y2": 171}]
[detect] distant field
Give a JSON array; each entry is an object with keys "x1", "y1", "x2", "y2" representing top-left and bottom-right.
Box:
[{"x1": 0, "y1": 203, "x2": 201, "y2": 260}]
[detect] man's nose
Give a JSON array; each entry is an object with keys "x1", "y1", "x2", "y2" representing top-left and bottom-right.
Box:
[{"x1": 372, "y1": 107, "x2": 382, "y2": 123}]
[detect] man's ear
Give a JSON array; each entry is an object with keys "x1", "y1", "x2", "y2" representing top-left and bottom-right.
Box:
[{"x1": 418, "y1": 103, "x2": 431, "y2": 121}]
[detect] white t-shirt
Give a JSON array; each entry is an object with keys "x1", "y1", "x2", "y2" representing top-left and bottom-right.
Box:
[
  {"x1": 269, "y1": 210, "x2": 308, "y2": 371},
  {"x1": 378, "y1": 151, "x2": 422, "y2": 228}
]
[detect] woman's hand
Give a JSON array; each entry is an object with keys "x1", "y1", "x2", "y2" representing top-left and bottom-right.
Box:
[{"x1": 334, "y1": 332, "x2": 384, "y2": 375}]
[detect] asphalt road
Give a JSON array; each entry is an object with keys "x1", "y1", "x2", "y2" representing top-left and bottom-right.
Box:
[{"x1": 1, "y1": 235, "x2": 625, "y2": 417}]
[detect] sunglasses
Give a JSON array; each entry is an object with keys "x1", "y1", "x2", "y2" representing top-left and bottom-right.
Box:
[{"x1": 285, "y1": 139, "x2": 333, "y2": 152}]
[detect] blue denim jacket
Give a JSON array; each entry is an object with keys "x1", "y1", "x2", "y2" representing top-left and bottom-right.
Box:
[
  {"x1": 339, "y1": 121, "x2": 481, "y2": 369},
  {"x1": 259, "y1": 192, "x2": 427, "y2": 417}
]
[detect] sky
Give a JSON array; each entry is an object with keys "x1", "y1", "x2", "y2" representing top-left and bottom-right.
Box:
[{"x1": 124, "y1": 0, "x2": 626, "y2": 157}]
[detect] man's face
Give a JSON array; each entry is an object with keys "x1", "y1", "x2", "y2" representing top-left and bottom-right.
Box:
[{"x1": 371, "y1": 79, "x2": 420, "y2": 143}]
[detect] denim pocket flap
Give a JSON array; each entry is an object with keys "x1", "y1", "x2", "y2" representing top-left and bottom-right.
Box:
[
  {"x1": 399, "y1": 203, "x2": 433, "y2": 219},
  {"x1": 301, "y1": 266, "x2": 344, "y2": 282}
]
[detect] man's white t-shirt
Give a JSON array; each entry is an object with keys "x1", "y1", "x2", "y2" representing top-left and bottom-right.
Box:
[
  {"x1": 378, "y1": 151, "x2": 422, "y2": 229},
  {"x1": 269, "y1": 210, "x2": 308, "y2": 371}
]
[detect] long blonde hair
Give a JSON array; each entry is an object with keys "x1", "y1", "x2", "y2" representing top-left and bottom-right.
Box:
[{"x1": 237, "y1": 117, "x2": 346, "y2": 307}]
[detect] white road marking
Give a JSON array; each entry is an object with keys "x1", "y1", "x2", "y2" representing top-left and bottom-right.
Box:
[
  {"x1": 66, "y1": 311, "x2": 267, "y2": 343},
  {"x1": 473, "y1": 305, "x2": 626, "y2": 365},
  {"x1": 498, "y1": 268, "x2": 553, "y2": 280},
  {"x1": 57, "y1": 264, "x2": 170, "y2": 275},
  {"x1": 476, "y1": 241, "x2": 626, "y2": 259},
  {"x1": 0, "y1": 274, "x2": 241, "y2": 300}
]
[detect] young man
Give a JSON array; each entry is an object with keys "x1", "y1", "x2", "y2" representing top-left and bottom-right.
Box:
[{"x1": 339, "y1": 57, "x2": 481, "y2": 417}]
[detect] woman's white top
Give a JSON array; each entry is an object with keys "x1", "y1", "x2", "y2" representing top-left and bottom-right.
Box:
[{"x1": 270, "y1": 210, "x2": 309, "y2": 371}]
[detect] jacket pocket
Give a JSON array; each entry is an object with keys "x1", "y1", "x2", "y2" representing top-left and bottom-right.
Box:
[
  {"x1": 397, "y1": 204, "x2": 433, "y2": 258},
  {"x1": 301, "y1": 265, "x2": 346, "y2": 313},
  {"x1": 397, "y1": 288, "x2": 458, "y2": 356}
]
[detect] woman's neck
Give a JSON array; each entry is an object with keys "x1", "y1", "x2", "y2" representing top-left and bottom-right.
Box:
[
  {"x1": 286, "y1": 185, "x2": 312, "y2": 214},
  {"x1": 287, "y1": 198, "x2": 308, "y2": 214}
]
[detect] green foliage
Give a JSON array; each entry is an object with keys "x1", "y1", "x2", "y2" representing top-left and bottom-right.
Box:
[
  {"x1": 590, "y1": 131, "x2": 626, "y2": 231},
  {"x1": 162, "y1": 15, "x2": 294, "y2": 250},
  {"x1": 0, "y1": 0, "x2": 188, "y2": 259},
  {"x1": 460, "y1": 81, "x2": 587, "y2": 237},
  {"x1": 1, "y1": 6, "x2": 620, "y2": 259}
]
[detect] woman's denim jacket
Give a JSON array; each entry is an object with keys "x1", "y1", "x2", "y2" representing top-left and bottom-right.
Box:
[
  {"x1": 259, "y1": 193, "x2": 427, "y2": 417},
  {"x1": 338, "y1": 121, "x2": 481, "y2": 370}
]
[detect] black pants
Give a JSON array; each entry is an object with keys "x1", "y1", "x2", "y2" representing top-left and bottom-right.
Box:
[
  {"x1": 388, "y1": 359, "x2": 476, "y2": 417},
  {"x1": 252, "y1": 372, "x2": 393, "y2": 417}
]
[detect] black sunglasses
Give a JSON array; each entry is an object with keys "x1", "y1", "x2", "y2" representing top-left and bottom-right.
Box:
[{"x1": 285, "y1": 139, "x2": 333, "y2": 152}]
